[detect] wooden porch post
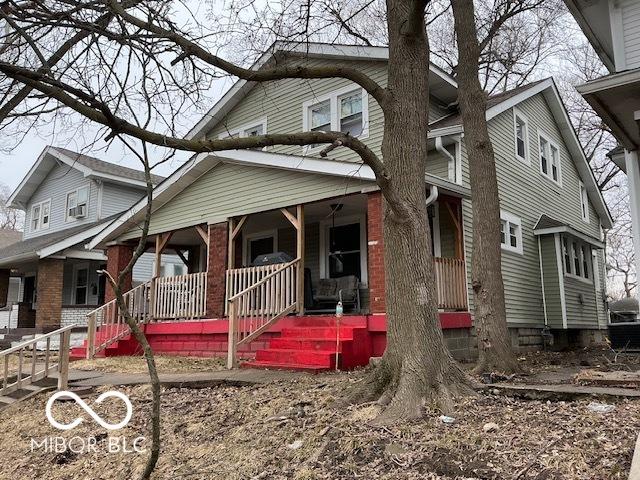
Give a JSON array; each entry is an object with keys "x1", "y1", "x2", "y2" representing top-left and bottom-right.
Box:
[
  {"x1": 150, "y1": 232, "x2": 173, "y2": 319},
  {"x1": 445, "y1": 200, "x2": 464, "y2": 259},
  {"x1": 296, "y1": 205, "x2": 305, "y2": 315}
]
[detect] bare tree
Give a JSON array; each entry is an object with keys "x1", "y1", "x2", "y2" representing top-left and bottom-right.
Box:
[
  {"x1": 0, "y1": 183, "x2": 23, "y2": 230},
  {"x1": 450, "y1": 0, "x2": 520, "y2": 374}
]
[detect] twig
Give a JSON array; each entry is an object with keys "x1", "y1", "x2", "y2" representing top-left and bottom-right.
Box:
[{"x1": 513, "y1": 438, "x2": 558, "y2": 479}]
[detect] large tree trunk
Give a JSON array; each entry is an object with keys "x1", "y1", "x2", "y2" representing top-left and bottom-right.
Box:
[
  {"x1": 350, "y1": 0, "x2": 472, "y2": 422},
  {"x1": 451, "y1": 0, "x2": 520, "y2": 374}
]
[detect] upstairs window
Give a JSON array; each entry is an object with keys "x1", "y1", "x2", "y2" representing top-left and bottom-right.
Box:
[
  {"x1": 66, "y1": 185, "x2": 89, "y2": 221},
  {"x1": 513, "y1": 109, "x2": 528, "y2": 163},
  {"x1": 218, "y1": 119, "x2": 267, "y2": 148},
  {"x1": 30, "y1": 199, "x2": 51, "y2": 232},
  {"x1": 302, "y1": 86, "x2": 369, "y2": 152},
  {"x1": 500, "y1": 210, "x2": 523, "y2": 254},
  {"x1": 539, "y1": 132, "x2": 561, "y2": 185},
  {"x1": 562, "y1": 234, "x2": 592, "y2": 281},
  {"x1": 339, "y1": 91, "x2": 363, "y2": 137},
  {"x1": 579, "y1": 181, "x2": 590, "y2": 223}
]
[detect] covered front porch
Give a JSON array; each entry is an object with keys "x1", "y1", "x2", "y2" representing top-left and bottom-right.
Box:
[{"x1": 84, "y1": 188, "x2": 471, "y2": 366}]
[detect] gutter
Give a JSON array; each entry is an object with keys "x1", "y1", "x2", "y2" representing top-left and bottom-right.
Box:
[{"x1": 435, "y1": 136, "x2": 456, "y2": 184}]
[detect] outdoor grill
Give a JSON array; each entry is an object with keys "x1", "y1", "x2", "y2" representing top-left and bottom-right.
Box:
[{"x1": 250, "y1": 251, "x2": 294, "y2": 266}]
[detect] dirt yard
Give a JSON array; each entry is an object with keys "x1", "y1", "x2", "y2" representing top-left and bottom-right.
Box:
[
  {"x1": 71, "y1": 355, "x2": 226, "y2": 374},
  {"x1": 0, "y1": 360, "x2": 639, "y2": 480}
]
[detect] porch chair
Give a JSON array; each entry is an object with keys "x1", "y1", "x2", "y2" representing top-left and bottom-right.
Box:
[{"x1": 306, "y1": 272, "x2": 361, "y2": 312}]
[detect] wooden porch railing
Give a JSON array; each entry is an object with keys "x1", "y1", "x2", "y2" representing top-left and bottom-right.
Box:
[
  {"x1": 1, "y1": 325, "x2": 72, "y2": 397},
  {"x1": 153, "y1": 272, "x2": 207, "y2": 320},
  {"x1": 86, "y1": 280, "x2": 152, "y2": 359},
  {"x1": 225, "y1": 263, "x2": 287, "y2": 315},
  {"x1": 226, "y1": 258, "x2": 300, "y2": 369},
  {"x1": 434, "y1": 257, "x2": 468, "y2": 310}
]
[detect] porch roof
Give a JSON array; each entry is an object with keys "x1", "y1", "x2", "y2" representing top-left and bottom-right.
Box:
[
  {"x1": 0, "y1": 215, "x2": 116, "y2": 267},
  {"x1": 88, "y1": 149, "x2": 471, "y2": 248},
  {"x1": 533, "y1": 214, "x2": 605, "y2": 249}
]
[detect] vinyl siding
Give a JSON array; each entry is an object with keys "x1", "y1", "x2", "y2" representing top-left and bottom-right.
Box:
[
  {"x1": 206, "y1": 58, "x2": 450, "y2": 165},
  {"x1": 622, "y1": 0, "x2": 640, "y2": 69},
  {"x1": 539, "y1": 235, "x2": 563, "y2": 328},
  {"x1": 100, "y1": 183, "x2": 146, "y2": 219},
  {"x1": 460, "y1": 93, "x2": 605, "y2": 328},
  {"x1": 564, "y1": 276, "x2": 598, "y2": 329},
  {"x1": 23, "y1": 163, "x2": 99, "y2": 239},
  {"x1": 426, "y1": 146, "x2": 454, "y2": 181},
  {"x1": 120, "y1": 162, "x2": 372, "y2": 239},
  {"x1": 132, "y1": 252, "x2": 185, "y2": 284}
]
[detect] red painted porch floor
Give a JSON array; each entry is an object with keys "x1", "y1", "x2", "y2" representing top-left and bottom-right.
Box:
[{"x1": 70, "y1": 313, "x2": 472, "y2": 372}]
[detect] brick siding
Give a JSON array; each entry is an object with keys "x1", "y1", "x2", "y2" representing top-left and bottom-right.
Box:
[
  {"x1": 206, "y1": 222, "x2": 229, "y2": 318},
  {"x1": 366, "y1": 192, "x2": 385, "y2": 314},
  {"x1": 36, "y1": 258, "x2": 64, "y2": 330},
  {"x1": 105, "y1": 244, "x2": 134, "y2": 303}
]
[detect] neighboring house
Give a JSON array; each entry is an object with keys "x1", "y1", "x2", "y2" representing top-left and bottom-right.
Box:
[
  {"x1": 86, "y1": 43, "x2": 612, "y2": 368},
  {"x1": 0, "y1": 146, "x2": 184, "y2": 330},
  {"x1": 564, "y1": 0, "x2": 640, "y2": 307},
  {"x1": 0, "y1": 229, "x2": 22, "y2": 329}
]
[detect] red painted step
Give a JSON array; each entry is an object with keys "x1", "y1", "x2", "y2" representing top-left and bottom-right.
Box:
[{"x1": 240, "y1": 361, "x2": 331, "y2": 373}]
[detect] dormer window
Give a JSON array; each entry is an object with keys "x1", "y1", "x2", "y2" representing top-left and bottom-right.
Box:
[
  {"x1": 302, "y1": 86, "x2": 369, "y2": 153},
  {"x1": 30, "y1": 199, "x2": 51, "y2": 232},
  {"x1": 66, "y1": 185, "x2": 89, "y2": 221}
]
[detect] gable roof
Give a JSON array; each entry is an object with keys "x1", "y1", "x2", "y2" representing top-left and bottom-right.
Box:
[
  {"x1": 88, "y1": 149, "x2": 470, "y2": 249},
  {"x1": 7, "y1": 146, "x2": 165, "y2": 209},
  {"x1": 429, "y1": 77, "x2": 613, "y2": 229},
  {"x1": 186, "y1": 42, "x2": 459, "y2": 141},
  {"x1": 533, "y1": 214, "x2": 605, "y2": 248},
  {"x1": 0, "y1": 215, "x2": 117, "y2": 267}
]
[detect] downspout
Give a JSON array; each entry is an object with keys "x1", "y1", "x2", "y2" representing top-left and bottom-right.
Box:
[
  {"x1": 435, "y1": 136, "x2": 456, "y2": 184},
  {"x1": 426, "y1": 185, "x2": 439, "y2": 206}
]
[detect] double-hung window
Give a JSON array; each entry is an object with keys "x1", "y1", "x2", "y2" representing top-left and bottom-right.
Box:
[
  {"x1": 579, "y1": 182, "x2": 590, "y2": 223},
  {"x1": 499, "y1": 210, "x2": 523, "y2": 254},
  {"x1": 66, "y1": 185, "x2": 89, "y2": 221},
  {"x1": 303, "y1": 86, "x2": 368, "y2": 152},
  {"x1": 561, "y1": 234, "x2": 592, "y2": 281},
  {"x1": 218, "y1": 119, "x2": 267, "y2": 149},
  {"x1": 30, "y1": 199, "x2": 51, "y2": 232},
  {"x1": 538, "y1": 132, "x2": 561, "y2": 185},
  {"x1": 514, "y1": 109, "x2": 528, "y2": 163}
]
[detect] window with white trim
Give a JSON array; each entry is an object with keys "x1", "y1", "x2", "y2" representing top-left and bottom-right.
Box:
[
  {"x1": 514, "y1": 109, "x2": 528, "y2": 163},
  {"x1": 66, "y1": 185, "x2": 89, "y2": 221},
  {"x1": 303, "y1": 86, "x2": 368, "y2": 151},
  {"x1": 30, "y1": 199, "x2": 51, "y2": 232},
  {"x1": 561, "y1": 234, "x2": 592, "y2": 281},
  {"x1": 538, "y1": 132, "x2": 561, "y2": 184},
  {"x1": 219, "y1": 119, "x2": 267, "y2": 140},
  {"x1": 579, "y1": 181, "x2": 589, "y2": 223},
  {"x1": 500, "y1": 210, "x2": 523, "y2": 254}
]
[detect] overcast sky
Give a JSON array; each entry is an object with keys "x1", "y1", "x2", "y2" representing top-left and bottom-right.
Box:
[{"x1": 0, "y1": 0, "x2": 230, "y2": 191}]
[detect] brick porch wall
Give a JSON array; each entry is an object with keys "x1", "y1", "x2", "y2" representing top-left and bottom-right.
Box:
[
  {"x1": 367, "y1": 192, "x2": 385, "y2": 314},
  {"x1": 0, "y1": 269, "x2": 9, "y2": 308},
  {"x1": 105, "y1": 244, "x2": 134, "y2": 303},
  {"x1": 206, "y1": 222, "x2": 229, "y2": 318},
  {"x1": 36, "y1": 258, "x2": 64, "y2": 330}
]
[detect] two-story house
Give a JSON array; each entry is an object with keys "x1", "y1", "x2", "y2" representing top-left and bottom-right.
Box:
[
  {"x1": 564, "y1": 0, "x2": 640, "y2": 306},
  {"x1": 79, "y1": 43, "x2": 612, "y2": 370},
  {"x1": 0, "y1": 146, "x2": 185, "y2": 331}
]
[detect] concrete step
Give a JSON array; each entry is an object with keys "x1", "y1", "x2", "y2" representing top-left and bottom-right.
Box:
[
  {"x1": 280, "y1": 326, "x2": 360, "y2": 340},
  {"x1": 255, "y1": 348, "x2": 337, "y2": 367},
  {"x1": 240, "y1": 360, "x2": 330, "y2": 373}
]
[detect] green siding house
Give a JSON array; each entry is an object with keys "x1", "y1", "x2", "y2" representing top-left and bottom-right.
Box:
[{"x1": 88, "y1": 43, "x2": 613, "y2": 364}]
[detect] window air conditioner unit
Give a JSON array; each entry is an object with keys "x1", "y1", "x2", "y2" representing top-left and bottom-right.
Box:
[{"x1": 69, "y1": 205, "x2": 87, "y2": 218}]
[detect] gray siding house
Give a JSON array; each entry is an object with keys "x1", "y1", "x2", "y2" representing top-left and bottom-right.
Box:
[
  {"x1": 0, "y1": 146, "x2": 184, "y2": 330},
  {"x1": 90, "y1": 43, "x2": 613, "y2": 356}
]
